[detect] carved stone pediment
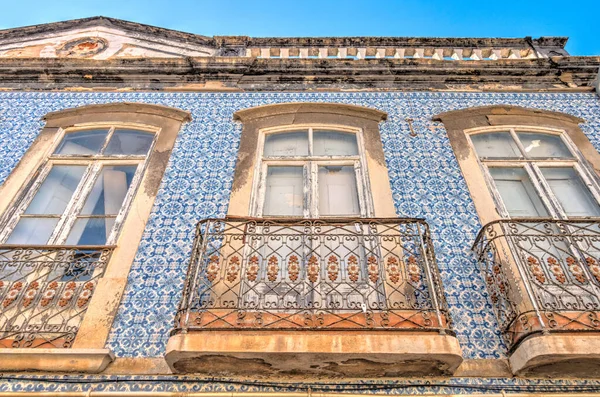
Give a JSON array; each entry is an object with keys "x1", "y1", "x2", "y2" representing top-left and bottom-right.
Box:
[{"x1": 0, "y1": 16, "x2": 218, "y2": 59}]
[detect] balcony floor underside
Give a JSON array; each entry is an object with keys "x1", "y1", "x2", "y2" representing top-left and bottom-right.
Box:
[
  {"x1": 165, "y1": 330, "x2": 463, "y2": 377},
  {"x1": 510, "y1": 333, "x2": 600, "y2": 377}
]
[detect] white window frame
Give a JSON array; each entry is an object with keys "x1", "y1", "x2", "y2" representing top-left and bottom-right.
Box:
[
  {"x1": 0, "y1": 122, "x2": 159, "y2": 246},
  {"x1": 250, "y1": 124, "x2": 374, "y2": 218},
  {"x1": 466, "y1": 125, "x2": 600, "y2": 220}
]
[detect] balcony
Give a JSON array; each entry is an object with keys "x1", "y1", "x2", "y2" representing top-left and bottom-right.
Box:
[
  {"x1": 165, "y1": 217, "x2": 462, "y2": 377},
  {"x1": 474, "y1": 219, "x2": 600, "y2": 376},
  {"x1": 0, "y1": 245, "x2": 113, "y2": 348}
]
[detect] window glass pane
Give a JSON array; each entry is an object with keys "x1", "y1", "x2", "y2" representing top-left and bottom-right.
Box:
[
  {"x1": 489, "y1": 167, "x2": 548, "y2": 217},
  {"x1": 80, "y1": 166, "x2": 137, "y2": 215},
  {"x1": 25, "y1": 165, "x2": 86, "y2": 215},
  {"x1": 517, "y1": 132, "x2": 572, "y2": 158},
  {"x1": 264, "y1": 131, "x2": 308, "y2": 157},
  {"x1": 65, "y1": 217, "x2": 115, "y2": 245},
  {"x1": 263, "y1": 166, "x2": 304, "y2": 216},
  {"x1": 104, "y1": 129, "x2": 154, "y2": 155},
  {"x1": 54, "y1": 129, "x2": 109, "y2": 155},
  {"x1": 318, "y1": 166, "x2": 360, "y2": 216},
  {"x1": 6, "y1": 218, "x2": 59, "y2": 245},
  {"x1": 313, "y1": 131, "x2": 359, "y2": 156},
  {"x1": 540, "y1": 167, "x2": 600, "y2": 217},
  {"x1": 471, "y1": 132, "x2": 521, "y2": 158}
]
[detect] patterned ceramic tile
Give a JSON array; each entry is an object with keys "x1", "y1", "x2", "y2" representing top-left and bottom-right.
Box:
[
  {"x1": 1, "y1": 92, "x2": 600, "y2": 364},
  {"x1": 2, "y1": 374, "x2": 600, "y2": 394}
]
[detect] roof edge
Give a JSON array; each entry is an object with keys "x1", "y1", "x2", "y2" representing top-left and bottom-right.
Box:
[
  {"x1": 0, "y1": 16, "x2": 569, "y2": 50},
  {"x1": 0, "y1": 16, "x2": 215, "y2": 47}
]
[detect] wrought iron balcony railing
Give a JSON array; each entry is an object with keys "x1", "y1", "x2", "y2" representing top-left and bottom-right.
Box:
[
  {"x1": 0, "y1": 245, "x2": 113, "y2": 348},
  {"x1": 172, "y1": 217, "x2": 452, "y2": 334},
  {"x1": 473, "y1": 219, "x2": 600, "y2": 350}
]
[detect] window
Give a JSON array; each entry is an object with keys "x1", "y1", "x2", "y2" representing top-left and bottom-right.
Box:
[
  {"x1": 244, "y1": 125, "x2": 376, "y2": 312},
  {"x1": 254, "y1": 127, "x2": 369, "y2": 218},
  {"x1": 0, "y1": 103, "x2": 190, "y2": 359},
  {"x1": 435, "y1": 106, "x2": 600, "y2": 365},
  {"x1": 227, "y1": 103, "x2": 396, "y2": 318},
  {"x1": 0, "y1": 125, "x2": 155, "y2": 246},
  {"x1": 166, "y1": 103, "x2": 463, "y2": 377},
  {"x1": 469, "y1": 127, "x2": 600, "y2": 219}
]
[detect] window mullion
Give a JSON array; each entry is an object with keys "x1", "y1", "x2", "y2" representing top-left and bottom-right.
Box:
[
  {"x1": 356, "y1": 129, "x2": 372, "y2": 217},
  {"x1": 255, "y1": 162, "x2": 268, "y2": 217},
  {"x1": 527, "y1": 164, "x2": 564, "y2": 219},
  {"x1": 558, "y1": 133, "x2": 581, "y2": 158},
  {"x1": 308, "y1": 161, "x2": 317, "y2": 218},
  {"x1": 99, "y1": 126, "x2": 116, "y2": 155},
  {"x1": 353, "y1": 160, "x2": 367, "y2": 218},
  {"x1": 509, "y1": 128, "x2": 528, "y2": 158},
  {"x1": 50, "y1": 162, "x2": 101, "y2": 245},
  {"x1": 0, "y1": 163, "x2": 55, "y2": 243},
  {"x1": 573, "y1": 162, "x2": 600, "y2": 209},
  {"x1": 105, "y1": 161, "x2": 144, "y2": 245},
  {"x1": 308, "y1": 128, "x2": 314, "y2": 157},
  {"x1": 481, "y1": 162, "x2": 511, "y2": 219}
]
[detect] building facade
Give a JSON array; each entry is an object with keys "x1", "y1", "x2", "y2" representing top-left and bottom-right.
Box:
[{"x1": 0, "y1": 16, "x2": 600, "y2": 395}]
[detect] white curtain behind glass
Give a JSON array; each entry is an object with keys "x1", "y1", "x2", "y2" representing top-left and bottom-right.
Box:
[
  {"x1": 517, "y1": 133, "x2": 572, "y2": 158},
  {"x1": 313, "y1": 131, "x2": 358, "y2": 156},
  {"x1": 263, "y1": 166, "x2": 304, "y2": 216},
  {"x1": 54, "y1": 130, "x2": 109, "y2": 155},
  {"x1": 318, "y1": 166, "x2": 360, "y2": 216},
  {"x1": 6, "y1": 166, "x2": 86, "y2": 244},
  {"x1": 489, "y1": 167, "x2": 548, "y2": 217},
  {"x1": 540, "y1": 167, "x2": 600, "y2": 217},
  {"x1": 66, "y1": 166, "x2": 135, "y2": 245},
  {"x1": 264, "y1": 132, "x2": 308, "y2": 157},
  {"x1": 471, "y1": 132, "x2": 521, "y2": 158}
]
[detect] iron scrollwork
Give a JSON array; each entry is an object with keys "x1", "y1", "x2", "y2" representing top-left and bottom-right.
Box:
[
  {"x1": 172, "y1": 217, "x2": 452, "y2": 334},
  {"x1": 473, "y1": 218, "x2": 600, "y2": 349},
  {"x1": 0, "y1": 245, "x2": 113, "y2": 348}
]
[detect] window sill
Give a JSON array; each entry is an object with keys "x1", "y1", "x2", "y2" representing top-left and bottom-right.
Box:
[{"x1": 0, "y1": 348, "x2": 114, "y2": 373}]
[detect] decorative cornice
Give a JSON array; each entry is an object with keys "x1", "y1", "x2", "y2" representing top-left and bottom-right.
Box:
[
  {"x1": 238, "y1": 36, "x2": 568, "y2": 49},
  {"x1": 0, "y1": 56, "x2": 597, "y2": 92},
  {"x1": 0, "y1": 17, "x2": 572, "y2": 64},
  {"x1": 0, "y1": 16, "x2": 568, "y2": 51}
]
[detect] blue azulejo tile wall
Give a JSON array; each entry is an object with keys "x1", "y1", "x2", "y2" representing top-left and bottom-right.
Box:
[{"x1": 0, "y1": 91, "x2": 599, "y2": 359}]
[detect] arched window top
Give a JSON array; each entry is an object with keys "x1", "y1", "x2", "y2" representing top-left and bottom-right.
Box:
[
  {"x1": 43, "y1": 102, "x2": 192, "y2": 124},
  {"x1": 234, "y1": 102, "x2": 387, "y2": 124},
  {"x1": 54, "y1": 126, "x2": 155, "y2": 156},
  {"x1": 432, "y1": 105, "x2": 584, "y2": 125},
  {"x1": 263, "y1": 128, "x2": 359, "y2": 158},
  {"x1": 469, "y1": 127, "x2": 575, "y2": 160}
]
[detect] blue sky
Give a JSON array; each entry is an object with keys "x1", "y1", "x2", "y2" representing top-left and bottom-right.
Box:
[{"x1": 0, "y1": 0, "x2": 598, "y2": 55}]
